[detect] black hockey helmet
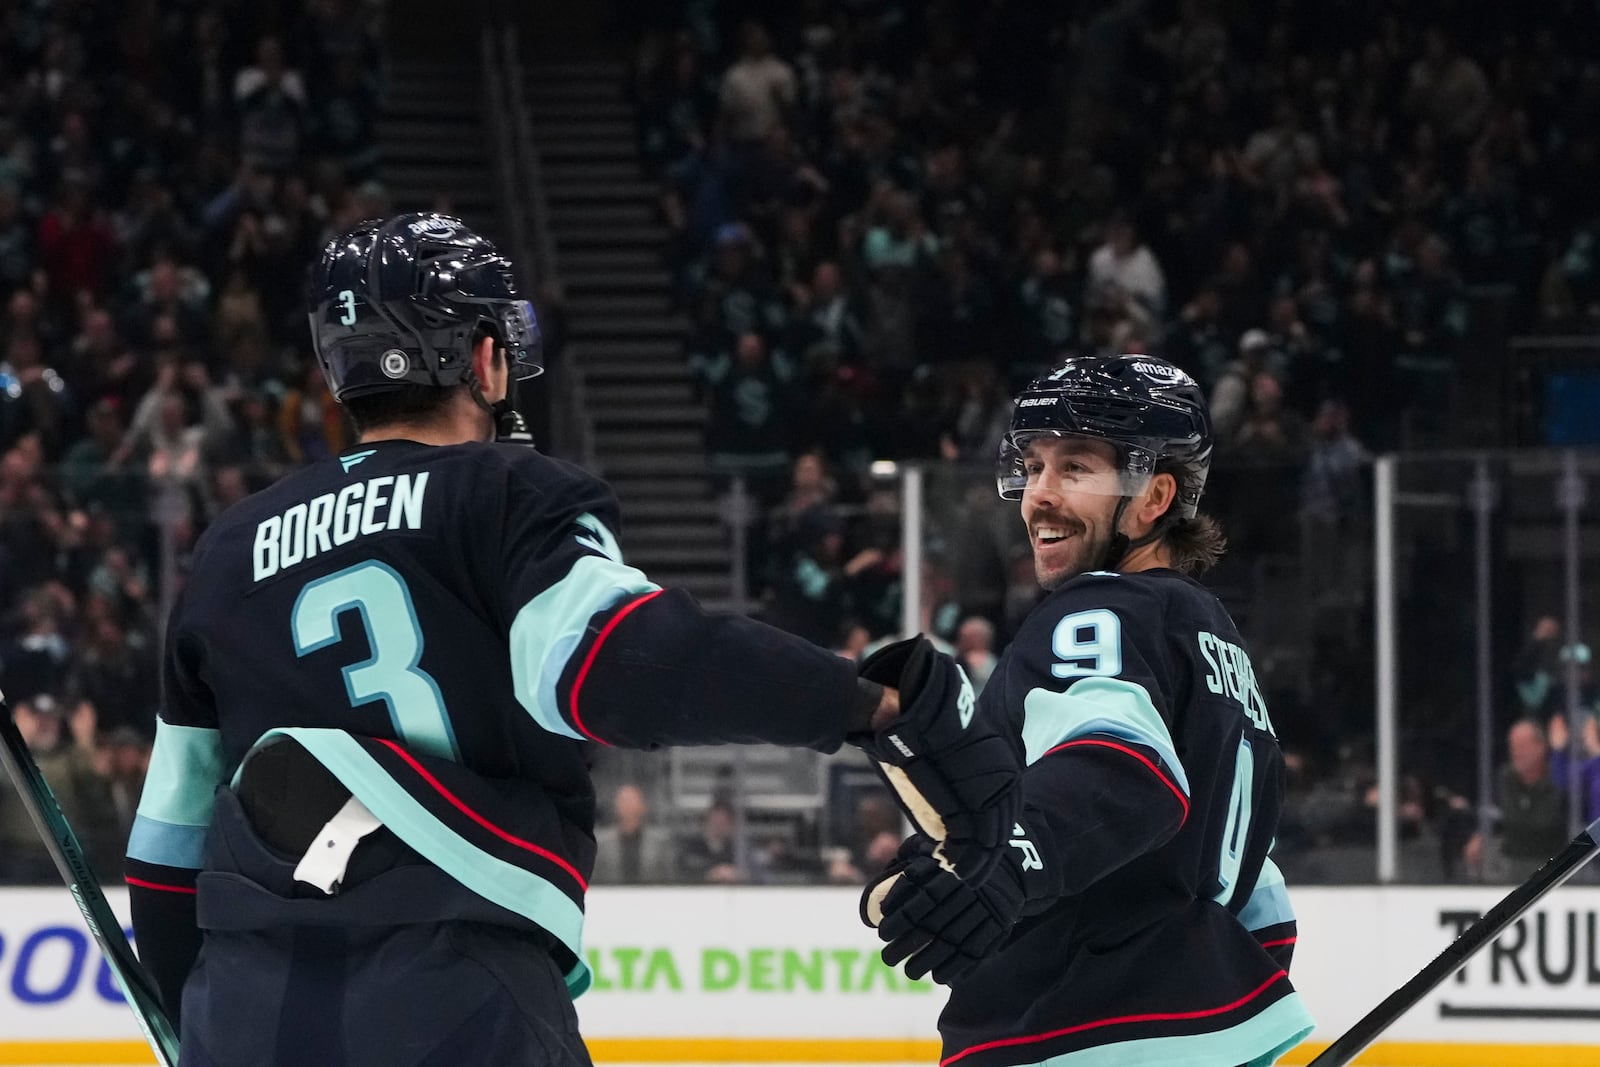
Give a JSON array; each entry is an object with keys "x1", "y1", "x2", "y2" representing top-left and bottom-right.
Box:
[
  {"x1": 307, "y1": 213, "x2": 542, "y2": 402},
  {"x1": 997, "y1": 354, "x2": 1213, "y2": 519}
]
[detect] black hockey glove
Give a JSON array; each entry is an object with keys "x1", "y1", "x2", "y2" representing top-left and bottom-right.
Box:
[
  {"x1": 860, "y1": 832, "x2": 1027, "y2": 985},
  {"x1": 851, "y1": 636, "x2": 1021, "y2": 882}
]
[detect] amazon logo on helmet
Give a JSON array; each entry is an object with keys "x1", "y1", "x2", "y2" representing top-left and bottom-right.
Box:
[{"x1": 307, "y1": 213, "x2": 544, "y2": 402}]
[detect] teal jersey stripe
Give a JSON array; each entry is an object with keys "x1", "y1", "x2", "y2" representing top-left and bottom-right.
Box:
[
  {"x1": 240, "y1": 728, "x2": 591, "y2": 997},
  {"x1": 126, "y1": 814, "x2": 209, "y2": 869},
  {"x1": 510, "y1": 554, "x2": 659, "y2": 740},
  {"x1": 1237, "y1": 858, "x2": 1295, "y2": 931},
  {"x1": 1014, "y1": 987, "x2": 1315, "y2": 1067},
  {"x1": 136, "y1": 718, "x2": 227, "y2": 827},
  {"x1": 1021, "y1": 677, "x2": 1190, "y2": 795}
]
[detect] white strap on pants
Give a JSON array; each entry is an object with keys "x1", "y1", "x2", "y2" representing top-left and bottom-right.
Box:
[{"x1": 292, "y1": 794, "x2": 384, "y2": 895}]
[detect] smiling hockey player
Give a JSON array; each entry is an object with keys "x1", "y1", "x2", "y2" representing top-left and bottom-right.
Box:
[{"x1": 863, "y1": 354, "x2": 1315, "y2": 1067}]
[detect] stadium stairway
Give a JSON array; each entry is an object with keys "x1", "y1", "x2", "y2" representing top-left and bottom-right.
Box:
[
  {"x1": 375, "y1": 59, "x2": 498, "y2": 230},
  {"x1": 524, "y1": 59, "x2": 737, "y2": 612}
]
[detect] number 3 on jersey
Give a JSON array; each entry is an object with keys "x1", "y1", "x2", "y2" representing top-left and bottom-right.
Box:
[{"x1": 291, "y1": 560, "x2": 460, "y2": 761}]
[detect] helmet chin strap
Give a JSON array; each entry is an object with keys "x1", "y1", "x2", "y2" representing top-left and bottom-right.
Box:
[
  {"x1": 466, "y1": 350, "x2": 534, "y2": 446},
  {"x1": 1095, "y1": 497, "x2": 1168, "y2": 572}
]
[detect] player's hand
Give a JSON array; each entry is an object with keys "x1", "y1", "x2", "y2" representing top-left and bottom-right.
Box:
[
  {"x1": 850, "y1": 636, "x2": 1021, "y2": 882},
  {"x1": 860, "y1": 833, "x2": 1025, "y2": 985}
]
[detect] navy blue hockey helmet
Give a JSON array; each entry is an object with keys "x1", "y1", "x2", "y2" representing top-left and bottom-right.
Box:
[
  {"x1": 307, "y1": 213, "x2": 543, "y2": 402},
  {"x1": 997, "y1": 354, "x2": 1213, "y2": 519}
]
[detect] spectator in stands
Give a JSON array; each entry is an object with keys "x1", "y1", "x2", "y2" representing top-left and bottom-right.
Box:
[
  {"x1": 787, "y1": 260, "x2": 865, "y2": 371},
  {"x1": 2, "y1": 585, "x2": 75, "y2": 703},
  {"x1": 1466, "y1": 720, "x2": 1568, "y2": 882},
  {"x1": 1513, "y1": 619, "x2": 1596, "y2": 725},
  {"x1": 1548, "y1": 713, "x2": 1600, "y2": 823},
  {"x1": 826, "y1": 791, "x2": 901, "y2": 884},
  {"x1": 1087, "y1": 215, "x2": 1167, "y2": 323},
  {"x1": 592, "y1": 784, "x2": 675, "y2": 885},
  {"x1": 0, "y1": 695, "x2": 119, "y2": 883},
  {"x1": 678, "y1": 800, "x2": 750, "y2": 884},
  {"x1": 955, "y1": 616, "x2": 999, "y2": 695},
  {"x1": 234, "y1": 36, "x2": 307, "y2": 174},
  {"x1": 1209, "y1": 329, "x2": 1272, "y2": 445},
  {"x1": 36, "y1": 176, "x2": 116, "y2": 301},
  {"x1": 67, "y1": 604, "x2": 158, "y2": 738},
  {"x1": 718, "y1": 23, "x2": 795, "y2": 149},
  {"x1": 0, "y1": 182, "x2": 33, "y2": 299},
  {"x1": 767, "y1": 508, "x2": 859, "y2": 648},
  {"x1": 1, "y1": 331, "x2": 74, "y2": 459},
  {"x1": 697, "y1": 330, "x2": 795, "y2": 497}
]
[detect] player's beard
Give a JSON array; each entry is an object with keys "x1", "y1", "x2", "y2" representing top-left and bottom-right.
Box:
[{"x1": 1032, "y1": 507, "x2": 1115, "y2": 591}]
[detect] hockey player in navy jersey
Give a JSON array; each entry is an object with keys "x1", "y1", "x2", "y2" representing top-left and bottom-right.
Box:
[
  {"x1": 123, "y1": 213, "x2": 1020, "y2": 1066},
  {"x1": 861, "y1": 355, "x2": 1315, "y2": 1067}
]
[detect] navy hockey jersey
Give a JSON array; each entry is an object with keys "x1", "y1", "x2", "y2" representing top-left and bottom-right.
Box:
[
  {"x1": 937, "y1": 569, "x2": 1314, "y2": 1067},
  {"x1": 126, "y1": 440, "x2": 861, "y2": 1011}
]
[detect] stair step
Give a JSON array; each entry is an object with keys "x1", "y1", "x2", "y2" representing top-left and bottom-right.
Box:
[
  {"x1": 545, "y1": 181, "x2": 658, "y2": 202},
  {"x1": 609, "y1": 477, "x2": 714, "y2": 500},
  {"x1": 377, "y1": 117, "x2": 484, "y2": 140},
  {"x1": 593, "y1": 451, "x2": 710, "y2": 475},
  {"x1": 585, "y1": 359, "x2": 687, "y2": 381},
  {"x1": 389, "y1": 60, "x2": 466, "y2": 78},
  {"x1": 629, "y1": 545, "x2": 733, "y2": 567},
  {"x1": 551, "y1": 202, "x2": 657, "y2": 226},
  {"x1": 381, "y1": 97, "x2": 479, "y2": 119},
  {"x1": 622, "y1": 498, "x2": 724, "y2": 521},
  {"x1": 383, "y1": 165, "x2": 493, "y2": 190},
  {"x1": 594, "y1": 427, "x2": 701, "y2": 450},
  {"x1": 542, "y1": 161, "x2": 642, "y2": 184},
  {"x1": 537, "y1": 138, "x2": 637, "y2": 160},
  {"x1": 581, "y1": 338, "x2": 681, "y2": 359},
  {"x1": 569, "y1": 294, "x2": 673, "y2": 317},
  {"x1": 661, "y1": 573, "x2": 737, "y2": 599},
  {"x1": 526, "y1": 97, "x2": 633, "y2": 118},
  {"x1": 565, "y1": 270, "x2": 672, "y2": 292},
  {"x1": 621, "y1": 521, "x2": 725, "y2": 546},
  {"x1": 531, "y1": 119, "x2": 635, "y2": 140},
  {"x1": 556, "y1": 226, "x2": 669, "y2": 247},
  {"x1": 589, "y1": 382, "x2": 695, "y2": 405},
  {"x1": 591, "y1": 398, "x2": 703, "y2": 421},
  {"x1": 527, "y1": 60, "x2": 626, "y2": 79},
  {"x1": 571, "y1": 315, "x2": 687, "y2": 338},
  {"x1": 559, "y1": 249, "x2": 661, "y2": 271},
  {"x1": 527, "y1": 85, "x2": 626, "y2": 107}
]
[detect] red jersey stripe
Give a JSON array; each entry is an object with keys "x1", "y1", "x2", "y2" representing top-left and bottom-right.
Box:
[
  {"x1": 567, "y1": 589, "x2": 665, "y2": 744},
  {"x1": 1042, "y1": 737, "x2": 1191, "y2": 822},
  {"x1": 375, "y1": 738, "x2": 589, "y2": 892}
]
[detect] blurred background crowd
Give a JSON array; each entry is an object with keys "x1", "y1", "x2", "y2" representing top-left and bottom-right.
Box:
[{"x1": 0, "y1": 0, "x2": 1596, "y2": 890}]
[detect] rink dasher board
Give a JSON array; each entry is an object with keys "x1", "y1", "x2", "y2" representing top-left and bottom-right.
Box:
[{"x1": 2, "y1": 886, "x2": 1599, "y2": 1065}]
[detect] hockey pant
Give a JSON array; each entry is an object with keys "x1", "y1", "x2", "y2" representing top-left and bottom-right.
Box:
[{"x1": 176, "y1": 767, "x2": 592, "y2": 1067}]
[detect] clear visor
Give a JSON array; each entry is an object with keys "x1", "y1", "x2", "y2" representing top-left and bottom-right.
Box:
[
  {"x1": 995, "y1": 430, "x2": 1159, "y2": 501},
  {"x1": 498, "y1": 299, "x2": 544, "y2": 380}
]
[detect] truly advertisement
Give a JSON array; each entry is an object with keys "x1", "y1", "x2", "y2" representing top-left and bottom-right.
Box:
[{"x1": 1290, "y1": 886, "x2": 1600, "y2": 1049}]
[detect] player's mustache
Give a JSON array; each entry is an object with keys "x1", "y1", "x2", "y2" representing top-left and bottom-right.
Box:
[{"x1": 1028, "y1": 514, "x2": 1085, "y2": 537}]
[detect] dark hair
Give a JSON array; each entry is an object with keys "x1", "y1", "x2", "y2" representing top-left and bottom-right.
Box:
[
  {"x1": 1163, "y1": 513, "x2": 1227, "y2": 575},
  {"x1": 343, "y1": 383, "x2": 461, "y2": 434},
  {"x1": 341, "y1": 329, "x2": 499, "y2": 433}
]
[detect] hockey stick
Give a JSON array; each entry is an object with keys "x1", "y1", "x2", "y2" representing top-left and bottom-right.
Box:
[
  {"x1": 0, "y1": 696, "x2": 180, "y2": 1067},
  {"x1": 1308, "y1": 814, "x2": 1600, "y2": 1067}
]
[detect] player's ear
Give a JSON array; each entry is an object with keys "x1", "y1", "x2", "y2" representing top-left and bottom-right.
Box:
[
  {"x1": 1134, "y1": 472, "x2": 1178, "y2": 532},
  {"x1": 471, "y1": 335, "x2": 506, "y2": 404}
]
